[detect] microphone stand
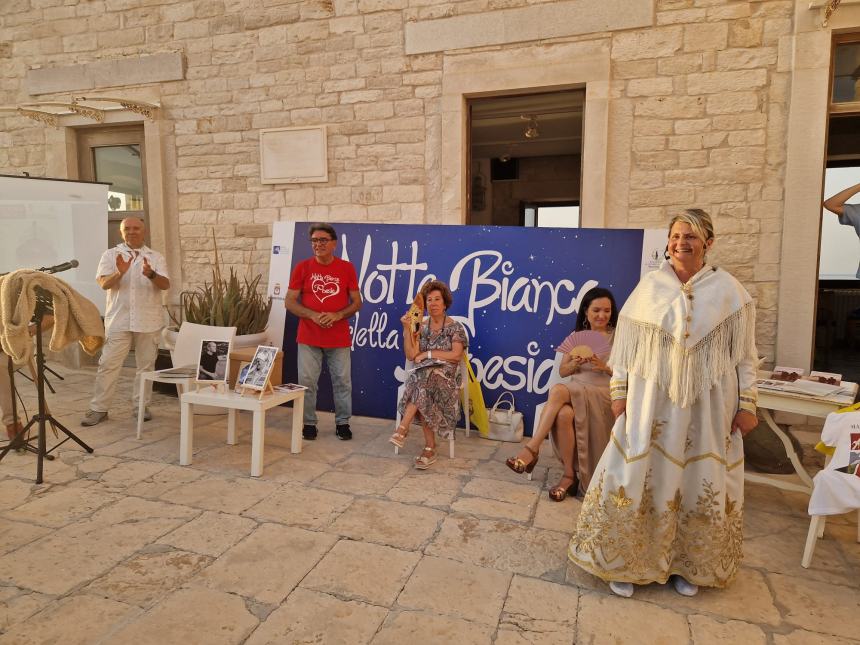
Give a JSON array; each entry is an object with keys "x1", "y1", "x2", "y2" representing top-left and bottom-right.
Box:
[{"x1": 0, "y1": 288, "x2": 93, "y2": 483}]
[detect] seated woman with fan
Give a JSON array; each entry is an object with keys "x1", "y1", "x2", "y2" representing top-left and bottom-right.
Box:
[
  {"x1": 505, "y1": 287, "x2": 617, "y2": 501},
  {"x1": 390, "y1": 280, "x2": 468, "y2": 469}
]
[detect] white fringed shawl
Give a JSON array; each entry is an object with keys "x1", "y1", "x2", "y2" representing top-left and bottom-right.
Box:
[{"x1": 609, "y1": 261, "x2": 756, "y2": 409}]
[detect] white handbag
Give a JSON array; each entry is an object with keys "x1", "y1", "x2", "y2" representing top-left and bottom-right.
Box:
[{"x1": 487, "y1": 392, "x2": 524, "y2": 442}]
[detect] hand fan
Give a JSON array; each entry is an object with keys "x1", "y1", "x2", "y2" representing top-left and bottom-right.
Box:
[
  {"x1": 408, "y1": 292, "x2": 424, "y2": 346},
  {"x1": 556, "y1": 330, "x2": 611, "y2": 358}
]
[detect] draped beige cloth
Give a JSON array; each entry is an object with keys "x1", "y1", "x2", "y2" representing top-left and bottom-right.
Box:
[{"x1": 0, "y1": 270, "x2": 104, "y2": 364}]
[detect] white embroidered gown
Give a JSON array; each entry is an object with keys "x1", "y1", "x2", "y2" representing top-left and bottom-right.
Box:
[{"x1": 569, "y1": 262, "x2": 758, "y2": 588}]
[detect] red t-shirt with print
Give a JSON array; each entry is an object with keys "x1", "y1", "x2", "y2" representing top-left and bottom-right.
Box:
[{"x1": 288, "y1": 256, "x2": 359, "y2": 348}]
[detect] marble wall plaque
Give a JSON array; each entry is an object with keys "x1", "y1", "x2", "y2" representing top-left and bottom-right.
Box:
[{"x1": 260, "y1": 126, "x2": 328, "y2": 184}]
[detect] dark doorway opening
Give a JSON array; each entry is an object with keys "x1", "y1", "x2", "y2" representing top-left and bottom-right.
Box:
[{"x1": 467, "y1": 89, "x2": 584, "y2": 227}]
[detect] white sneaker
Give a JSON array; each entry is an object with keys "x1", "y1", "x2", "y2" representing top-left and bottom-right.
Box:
[
  {"x1": 80, "y1": 410, "x2": 108, "y2": 427},
  {"x1": 671, "y1": 575, "x2": 698, "y2": 597},
  {"x1": 609, "y1": 581, "x2": 634, "y2": 598}
]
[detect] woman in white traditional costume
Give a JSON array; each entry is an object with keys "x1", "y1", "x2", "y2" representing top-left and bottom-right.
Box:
[{"x1": 568, "y1": 209, "x2": 759, "y2": 598}]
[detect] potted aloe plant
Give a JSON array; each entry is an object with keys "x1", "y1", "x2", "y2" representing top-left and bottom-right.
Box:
[{"x1": 167, "y1": 235, "x2": 273, "y2": 346}]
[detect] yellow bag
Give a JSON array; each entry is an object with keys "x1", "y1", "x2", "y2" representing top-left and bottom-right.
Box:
[
  {"x1": 816, "y1": 401, "x2": 860, "y2": 455},
  {"x1": 462, "y1": 358, "x2": 489, "y2": 437}
]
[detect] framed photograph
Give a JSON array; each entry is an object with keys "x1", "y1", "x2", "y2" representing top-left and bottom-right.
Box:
[
  {"x1": 234, "y1": 361, "x2": 251, "y2": 393},
  {"x1": 240, "y1": 345, "x2": 278, "y2": 390},
  {"x1": 196, "y1": 339, "x2": 231, "y2": 383},
  {"x1": 259, "y1": 125, "x2": 328, "y2": 184}
]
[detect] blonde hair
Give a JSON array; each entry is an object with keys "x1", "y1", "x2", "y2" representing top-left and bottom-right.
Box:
[{"x1": 668, "y1": 208, "x2": 714, "y2": 243}]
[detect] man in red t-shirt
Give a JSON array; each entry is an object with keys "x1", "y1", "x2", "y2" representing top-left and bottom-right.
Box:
[{"x1": 285, "y1": 223, "x2": 362, "y2": 440}]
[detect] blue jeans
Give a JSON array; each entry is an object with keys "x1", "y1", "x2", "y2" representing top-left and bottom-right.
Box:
[{"x1": 297, "y1": 344, "x2": 352, "y2": 426}]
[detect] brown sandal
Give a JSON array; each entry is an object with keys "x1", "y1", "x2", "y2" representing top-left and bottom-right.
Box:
[
  {"x1": 549, "y1": 473, "x2": 579, "y2": 502},
  {"x1": 414, "y1": 446, "x2": 437, "y2": 469},
  {"x1": 505, "y1": 444, "x2": 539, "y2": 477},
  {"x1": 389, "y1": 424, "x2": 409, "y2": 448}
]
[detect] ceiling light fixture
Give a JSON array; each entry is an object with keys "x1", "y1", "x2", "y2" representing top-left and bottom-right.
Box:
[{"x1": 522, "y1": 115, "x2": 539, "y2": 139}]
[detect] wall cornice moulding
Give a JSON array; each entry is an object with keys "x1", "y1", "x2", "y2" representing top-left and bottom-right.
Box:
[
  {"x1": 405, "y1": 0, "x2": 653, "y2": 55},
  {"x1": 25, "y1": 52, "x2": 184, "y2": 96}
]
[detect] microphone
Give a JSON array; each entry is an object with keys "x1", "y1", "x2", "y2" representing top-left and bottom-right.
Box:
[{"x1": 38, "y1": 259, "x2": 79, "y2": 274}]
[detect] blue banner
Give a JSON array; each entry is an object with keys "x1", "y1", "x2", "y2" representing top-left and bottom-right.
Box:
[{"x1": 274, "y1": 223, "x2": 645, "y2": 433}]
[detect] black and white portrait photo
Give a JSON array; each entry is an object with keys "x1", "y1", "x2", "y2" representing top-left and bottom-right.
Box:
[
  {"x1": 196, "y1": 340, "x2": 231, "y2": 382},
  {"x1": 241, "y1": 345, "x2": 278, "y2": 390}
]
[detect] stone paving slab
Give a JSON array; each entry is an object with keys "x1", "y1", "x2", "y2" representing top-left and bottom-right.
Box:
[
  {"x1": 0, "y1": 519, "x2": 51, "y2": 558},
  {"x1": 769, "y1": 573, "x2": 860, "y2": 640},
  {"x1": 243, "y1": 482, "x2": 354, "y2": 530},
  {"x1": 158, "y1": 475, "x2": 278, "y2": 514},
  {"x1": 0, "y1": 594, "x2": 140, "y2": 645},
  {"x1": 245, "y1": 588, "x2": 387, "y2": 645},
  {"x1": 157, "y1": 510, "x2": 256, "y2": 557},
  {"x1": 397, "y1": 554, "x2": 511, "y2": 625},
  {"x1": 196, "y1": 522, "x2": 337, "y2": 604},
  {"x1": 5, "y1": 486, "x2": 118, "y2": 528},
  {"x1": 107, "y1": 587, "x2": 258, "y2": 645},
  {"x1": 301, "y1": 539, "x2": 421, "y2": 606},
  {"x1": 0, "y1": 497, "x2": 197, "y2": 595},
  {"x1": 426, "y1": 514, "x2": 570, "y2": 580},
  {"x1": 688, "y1": 615, "x2": 767, "y2": 645},
  {"x1": 124, "y1": 463, "x2": 206, "y2": 498},
  {"x1": 633, "y1": 567, "x2": 782, "y2": 626},
  {"x1": 371, "y1": 610, "x2": 495, "y2": 644},
  {"x1": 499, "y1": 574, "x2": 579, "y2": 640},
  {"x1": 258, "y1": 454, "x2": 331, "y2": 483},
  {"x1": 1, "y1": 364, "x2": 859, "y2": 644},
  {"x1": 576, "y1": 592, "x2": 690, "y2": 644},
  {"x1": 384, "y1": 471, "x2": 464, "y2": 507},
  {"x1": 85, "y1": 548, "x2": 213, "y2": 608},
  {"x1": 328, "y1": 497, "x2": 445, "y2": 550},
  {"x1": 0, "y1": 588, "x2": 52, "y2": 635},
  {"x1": 774, "y1": 630, "x2": 860, "y2": 645}
]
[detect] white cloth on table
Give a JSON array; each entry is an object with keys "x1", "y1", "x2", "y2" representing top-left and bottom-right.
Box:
[
  {"x1": 808, "y1": 411, "x2": 860, "y2": 516},
  {"x1": 97, "y1": 243, "x2": 169, "y2": 334}
]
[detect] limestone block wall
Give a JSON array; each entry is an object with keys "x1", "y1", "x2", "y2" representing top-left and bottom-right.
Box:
[{"x1": 0, "y1": 0, "x2": 797, "y2": 361}]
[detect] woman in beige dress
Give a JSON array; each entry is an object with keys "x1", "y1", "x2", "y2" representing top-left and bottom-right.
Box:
[{"x1": 505, "y1": 287, "x2": 617, "y2": 501}]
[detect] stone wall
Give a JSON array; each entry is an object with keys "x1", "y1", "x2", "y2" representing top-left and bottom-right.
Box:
[{"x1": 0, "y1": 0, "x2": 797, "y2": 360}]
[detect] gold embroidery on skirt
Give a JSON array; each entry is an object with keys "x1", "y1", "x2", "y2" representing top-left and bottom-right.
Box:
[{"x1": 569, "y1": 472, "x2": 743, "y2": 587}]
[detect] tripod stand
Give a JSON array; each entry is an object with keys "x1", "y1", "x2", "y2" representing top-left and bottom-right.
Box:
[{"x1": 0, "y1": 290, "x2": 92, "y2": 483}]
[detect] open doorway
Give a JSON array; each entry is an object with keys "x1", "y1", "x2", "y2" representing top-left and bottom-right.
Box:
[
  {"x1": 76, "y1": 125, "x2": 148, "y2": 248},
  {"x1": 467, "y1": 89, "x2": 584, "y2": 227},
  {"x1": 816, "y1": 36, "x2": 860, "y2": 382}
]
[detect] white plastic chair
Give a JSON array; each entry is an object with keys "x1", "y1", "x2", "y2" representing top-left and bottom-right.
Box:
[
  {"x1": 136, "y1": 322, "x2": 236, "y2": 438},
  {"x1": 531, "y1": 353, "x2": 568, "y2": 438},
  {"x1": 802, "y1": 414, "x2": 860, "y2": 568},
  {"x1": 393, "y1": 322, "x2": 470, "y2": 459}
]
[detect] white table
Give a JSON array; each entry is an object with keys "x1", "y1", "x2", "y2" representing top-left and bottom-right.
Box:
[
  {"x1": 749, "y1": 379, "x2": 857, "y2": 495},
  {"x1": 179, "y1": 388, "x2": 305, "y2": 477}
]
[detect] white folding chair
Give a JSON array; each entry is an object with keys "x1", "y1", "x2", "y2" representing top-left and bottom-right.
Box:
[
  {"x1": 393, "y1": 322, "x2": 470, "y2": 459},
  {"x1": 136, "y1": 322, "x2": 236, "y2": 438}
]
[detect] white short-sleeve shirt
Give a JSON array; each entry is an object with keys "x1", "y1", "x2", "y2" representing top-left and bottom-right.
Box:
[
  {"x1": 808, "y1": 411, "x2": 860, "y2": 516},
  {"x1": 97, "y1": 243, "x2": 169, "y2": 334}
]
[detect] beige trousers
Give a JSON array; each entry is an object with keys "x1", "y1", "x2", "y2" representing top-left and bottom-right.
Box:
[
  {"x1": 0, "y1": 353, "x2": 14, "y2": 426},
  {"x1": 90, "y1": 329, "x2": 160, "y2": 413}
]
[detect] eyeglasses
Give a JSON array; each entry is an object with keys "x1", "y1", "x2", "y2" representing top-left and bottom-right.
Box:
[{"x1": 309, "y1": 237, "x2": 334, "y2": 245}]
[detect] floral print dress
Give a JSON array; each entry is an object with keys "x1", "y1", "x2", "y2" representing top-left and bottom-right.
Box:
[{"x1": 398, "y1": 317, "x2": 468, "y2": 439}]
